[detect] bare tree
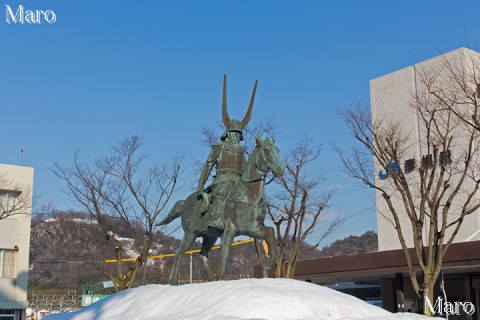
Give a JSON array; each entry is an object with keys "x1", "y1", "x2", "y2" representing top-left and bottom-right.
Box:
[
  {"x1": 337, "y1": 54, "x2": 480, "y2": 314},
  {"x1": 430, "y1": 48, "x2": 480, "y2": 133},
  {"x1": 54, "y1": 136, "x2": 182, "y2": 292},
  {"x1": 0, "y1": 174, "x2": 33, "y2": 220},
  {"x1": 267, "y1": 136, "x2": 342, "y2": 278}
]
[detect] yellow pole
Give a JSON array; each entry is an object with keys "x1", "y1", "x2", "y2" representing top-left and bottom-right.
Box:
[{"x1": 104, "y1": 239, "x2": 254, "y2": 263}]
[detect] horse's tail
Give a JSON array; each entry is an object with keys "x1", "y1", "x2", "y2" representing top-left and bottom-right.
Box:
[{"x1": 156, "y1": 200, "x2": 185, "y2": 226}]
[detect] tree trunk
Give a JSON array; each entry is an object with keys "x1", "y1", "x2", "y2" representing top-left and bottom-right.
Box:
[
  {"x1": 254, "y1": 239, "x2": 269, "y2": 278},
  {"x1": 422, "y1": 281, "x2": 435, "y2": 316},
  {"x1": 285, "y1": 256, "x2": 297, "y2": 278},
  {"x1": 274, "y1": 256, "x2": 283, "y2": 278}
]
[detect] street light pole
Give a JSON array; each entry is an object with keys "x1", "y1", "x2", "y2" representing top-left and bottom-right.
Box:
[{"x1": 189, "y1": 254, "x2": 193, "y2": 284}]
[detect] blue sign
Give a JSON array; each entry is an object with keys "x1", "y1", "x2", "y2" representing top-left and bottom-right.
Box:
[{"x1": 379, "y1": 162, "x2": 398, "y2": 180}]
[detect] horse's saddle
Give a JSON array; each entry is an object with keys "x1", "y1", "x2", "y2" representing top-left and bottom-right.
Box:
[{"x1": 199, "y1": 192, "x2": 210, "y2": 213}]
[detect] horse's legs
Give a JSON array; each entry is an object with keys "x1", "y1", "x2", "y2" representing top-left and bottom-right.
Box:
[
  {"x1": 199, "y1": 235, "x2": 217, "y2": 281},
  {"x1": 169, "y1": 232, "x2": 196, "y2": 285},
  {"x1": 217, "y1": 225, "x2": 235, "y2": 280}
]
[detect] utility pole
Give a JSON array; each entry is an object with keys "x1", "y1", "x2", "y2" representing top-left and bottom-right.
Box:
[{"x1": 189, "y1": 254, "x2": 193, "y2": 284}]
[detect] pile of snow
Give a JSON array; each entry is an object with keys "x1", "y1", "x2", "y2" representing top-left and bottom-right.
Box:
[{"x1": 45, "y1": 278, "x2": 440, "y2": 320}]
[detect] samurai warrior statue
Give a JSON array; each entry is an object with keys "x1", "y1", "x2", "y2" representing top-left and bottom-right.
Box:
[{"x1": 197, "y1": 75, "x2": 258, "y2": 230}]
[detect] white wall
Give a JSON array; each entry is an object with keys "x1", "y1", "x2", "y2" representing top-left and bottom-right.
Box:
[
  {"x1": 0, "y1": 163, "x2": 34, "y2": 310},
  {"x1": 370, "y1": 48, "x2": 480, "y2": 251}
]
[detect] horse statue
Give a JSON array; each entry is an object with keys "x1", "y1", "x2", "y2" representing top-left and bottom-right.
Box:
[{"x1": 157, "y1": 135, "x2": 285, "y2": 284}]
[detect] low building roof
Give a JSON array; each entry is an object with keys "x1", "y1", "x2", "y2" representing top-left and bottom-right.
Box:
[{"x1": 255, "y1": 240, "x2": 480, "y2": 283}]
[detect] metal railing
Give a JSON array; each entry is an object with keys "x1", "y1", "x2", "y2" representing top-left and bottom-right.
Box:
[{"x1": 28, "y1": 290, "x2": 82, "y2": 312}]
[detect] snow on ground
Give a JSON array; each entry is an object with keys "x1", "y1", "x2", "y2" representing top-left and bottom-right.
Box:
[{"x1": 45, "y1": 278, "x2": 441, "y2": 320}]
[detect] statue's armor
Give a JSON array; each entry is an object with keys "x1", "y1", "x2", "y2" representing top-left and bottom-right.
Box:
[
  {"x1": 197, "y1": 140, "x2": 246, "y2": 229},
  {"x1": 216, "y1": 142, "x2": 245, "y2": 175}
]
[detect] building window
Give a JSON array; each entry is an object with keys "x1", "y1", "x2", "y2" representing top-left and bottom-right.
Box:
[
  {"x1": 421, "y1": 154, "x2": 433, "y2": 170},
  {"x1": 404, "y1": 159, "x2": 416, "y2": 174},
  {"x1": 0, "y1": 249, "x2": 16, "y2": 278},
  {"x1": 0, "y1": 309, "x2": 15, "y2": 320},
  {"x1": 0, "y1": 190, "x2": 20, "y2": 217},
  {"x1": 439, "y1": 150, "x2": 452, "y2": 167}
]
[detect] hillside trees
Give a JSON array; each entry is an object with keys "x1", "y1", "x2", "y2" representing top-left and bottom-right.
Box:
[
  {"x1": 337, "y1": 51, "x2": 480, "y2": 315},
  {"x1": 318, "y1": 230, "x2": 378, "y2": 257},
  {"x1": 29, "y1": 209, "x2": 192, "y2": 290},
  {"x1": 30, "y1": 210, "x2": 267, "y2": 290},
  {"x1": 54, "y1": 136, "x2": 182, "y2": 292}
]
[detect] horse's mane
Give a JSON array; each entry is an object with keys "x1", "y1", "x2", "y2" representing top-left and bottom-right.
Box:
[{"x1": 242, "y1": 146, "x2": 262, "y2": 179}]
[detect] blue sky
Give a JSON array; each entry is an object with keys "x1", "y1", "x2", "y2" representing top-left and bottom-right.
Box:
[{"x1": 2, "y1": 1, "x2": 480, "y2": 245}]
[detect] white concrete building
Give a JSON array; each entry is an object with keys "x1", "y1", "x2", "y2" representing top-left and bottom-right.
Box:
[
  {"x1": 0, "y1": 163, "x2": 34, "y2": 320},
  {"x1": 370, "y1": 48, "x2": 480, "y2": 251}
]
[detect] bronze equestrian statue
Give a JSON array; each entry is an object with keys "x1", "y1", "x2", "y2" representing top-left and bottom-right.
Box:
[
  {"x1": 157, "y1": 76, "x2": 285, "y2": 284},
  {"x1": 197, "y1": 75, "x2": 256, "y2": 230}
]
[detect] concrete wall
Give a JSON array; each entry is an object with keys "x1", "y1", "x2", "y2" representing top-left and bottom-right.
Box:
[
  {"x1": 0, "y1": 163, "x2": 34, "y2": 310},
  {"x1": 370, "y1": 48, "x2": 480, "y2": 251}
]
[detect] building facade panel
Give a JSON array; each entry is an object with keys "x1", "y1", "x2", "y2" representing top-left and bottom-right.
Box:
[
  {"x1": 0, "y1": 163, "x2": 34, "y2": 319},
  {"x1": 371, "y1": 48, "x2": 480, "y2": 251}
]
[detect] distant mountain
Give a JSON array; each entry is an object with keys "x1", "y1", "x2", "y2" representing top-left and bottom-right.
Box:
[
  {"x1": 28, "y1": 211, "x2": 261, "y2": 291},
  {"x1": 317, "y1": 231, "x2": 378, "y2": 257},
  {"x1": 29, "y1": 211, "x2": 180, "y2": 290},
  {"x1": 29, "y1": 211, "x2": 377, "y2": 291}
]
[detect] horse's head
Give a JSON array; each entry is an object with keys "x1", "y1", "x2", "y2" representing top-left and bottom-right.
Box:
[{"x1": 255, "y1": 135, "x2": 285, "y2": 178}]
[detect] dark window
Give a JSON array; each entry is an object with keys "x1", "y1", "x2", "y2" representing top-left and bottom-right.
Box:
[
  {"x1": 404, "y1": 159, "x2": 416, "y2": 174},
  {"x1": 439, "y1": 150, "x2": 452, "y2": 167},
  {"x1": 421, "y1": 154, "x2": 433, "y2": 170},
  {"x1": 0, "y1": 309, "x2": 14, "y2": 320}
]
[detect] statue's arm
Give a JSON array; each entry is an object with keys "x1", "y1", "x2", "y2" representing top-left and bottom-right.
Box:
[{"x1": 197, "y1": 144, "x2": 221, "y2": 193}]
